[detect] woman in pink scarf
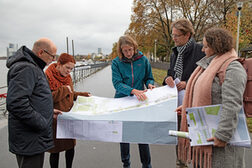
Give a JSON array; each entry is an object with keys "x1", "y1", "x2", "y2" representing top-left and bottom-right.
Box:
[{"x1": 177, "y1": 28, "x2": 247, "y2": 168}]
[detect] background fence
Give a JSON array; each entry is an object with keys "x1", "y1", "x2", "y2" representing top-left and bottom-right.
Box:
[
  {"x1": 72, "y1": 62, "x2": 110, "y2": 84},
  {"x1": 150, "y1": 61, "x2": 169, "y2": 70}
]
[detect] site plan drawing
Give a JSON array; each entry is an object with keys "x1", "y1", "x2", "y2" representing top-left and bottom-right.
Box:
[
  {"x1": 57, "y1": 85, "x2": 178, "y2": 144},
  {"x1": 186, "y1": 105, "x2": 251, "y2": 147}
]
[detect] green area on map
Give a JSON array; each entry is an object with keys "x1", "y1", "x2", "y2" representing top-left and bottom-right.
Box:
[
  {"x1": 205, "y1": 106, "x2": 220, "y2": 115},
  {"x1": 189, "y1": 113, "x2": 196, "y2": 126},
  {"x1": 197, "y1": 133, "x2": 202, "y2": 144}
]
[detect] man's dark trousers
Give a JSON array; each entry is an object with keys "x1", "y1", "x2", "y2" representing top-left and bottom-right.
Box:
[{"x1": 16, "y1": 153, "x2": 45, "y2": 168}]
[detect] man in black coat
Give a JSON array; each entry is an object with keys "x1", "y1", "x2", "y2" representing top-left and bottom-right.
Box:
[
  {"x1": 163, "y1": 19, "x2": 205, "y2": 167},
  {"x1": 6, "y1": 38, "x2": 58, "y2": 168}
]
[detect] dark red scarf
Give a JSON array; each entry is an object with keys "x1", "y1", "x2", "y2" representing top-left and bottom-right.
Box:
[{"x1": 45, "y1": 63, "x2": 72, "y2": 91}]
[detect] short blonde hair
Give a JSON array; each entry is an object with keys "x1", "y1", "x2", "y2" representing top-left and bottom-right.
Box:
[
  {"x1": 117, "y1": 35, "x2": 138, "y2": 59},
  {"x1": 171, "y1": 18, "x2": 195, "y2": 36}
]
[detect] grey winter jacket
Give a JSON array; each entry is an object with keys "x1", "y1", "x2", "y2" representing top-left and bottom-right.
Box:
[
  {"x1": 197, "y1": 55, "x2": 247, "y2": 168},
  {"x1": 6, "y1": 46, "x2": 54, "y2": 156}
]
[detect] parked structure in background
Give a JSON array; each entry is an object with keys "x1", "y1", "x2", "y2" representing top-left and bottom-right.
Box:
[
  {"x1": 240, "y1": 44, "x2": 252, "y2": 58},
  {"x1": 6, "y1": 43, "x2": 18, "y2": 58}
]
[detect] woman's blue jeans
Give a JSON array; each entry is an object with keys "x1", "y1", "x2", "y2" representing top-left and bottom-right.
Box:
[{"x1": 120, "y1": 143, "x2": 152, "y2": 168}]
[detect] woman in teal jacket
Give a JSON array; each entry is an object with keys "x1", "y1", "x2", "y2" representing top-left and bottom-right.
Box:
[{"x1": 111, "y1": 35, "x2": 155, "y2": 168}]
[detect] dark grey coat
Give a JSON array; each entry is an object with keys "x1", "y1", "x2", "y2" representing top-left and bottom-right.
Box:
[
  {"x1": 163, "y1": 38, "x2": 205, "y2": 85},
  {"x1": 6, "y1": 46, "x2": 54, "y2": 156}
]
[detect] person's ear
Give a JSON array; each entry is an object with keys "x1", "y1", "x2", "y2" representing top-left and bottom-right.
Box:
[
  {"x1": 185, "y1": 32, "x2": 191, "y2": 39},
  {"x1": 37, "y1": 49, "x2": 44, "y2": 57}
]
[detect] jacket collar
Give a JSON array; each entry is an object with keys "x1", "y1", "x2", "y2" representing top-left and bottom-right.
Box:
[
  {"x1": 121, "y1": 50, "x2": 143, "y2": 63},
  {"x1": 6, "y1": 46, "x2": 46, "y2": 70},
  {"x1": 196, "y1": 54, "x2": 217, "y2": 69},
  {"x1": 172, "y1": 38, "x2": 196, "y2": 57}
]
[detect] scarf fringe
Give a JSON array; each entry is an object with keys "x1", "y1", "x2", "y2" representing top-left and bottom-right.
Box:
[
  {"x1": 178, "y1": 49, "x2": 238, "y2": 168},
  {"x1": 192, "y1": 146, "x2": 212, "y2": 168}
]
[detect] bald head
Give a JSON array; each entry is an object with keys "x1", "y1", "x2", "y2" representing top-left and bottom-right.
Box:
[
  {"x1": 32, "y1": 38, "x2": 57, "y2": 55},
  {"x1": 32, "y1": 38, "x2": 57, "y2": 65}
]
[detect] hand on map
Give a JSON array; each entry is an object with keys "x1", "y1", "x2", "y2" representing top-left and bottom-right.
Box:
[
  {"x1": 165, "y1": 77, "x2": 186, "y2": 91},
  {"x1": 207, "y1": 137, "x2": 227, "y2": 147},
  {"x1": 66, "y1": 85, "x2": 73, "y2": 93},
  {"x1": 131, "y1": 89, "x2": 147, "y2": 101},
  {"x1": 53, "y1": 109, "x2": 63, "y2": 119},
  {"x1": 148, "y1": 84, "x2": 155, "y2": 90},
  {"x1": 165, "y1": 76, "x2": 175, "y2": 88}
]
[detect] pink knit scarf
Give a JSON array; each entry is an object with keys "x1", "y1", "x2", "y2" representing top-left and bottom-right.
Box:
[{"x1": 178, "y1": 49, "x2": 237, "y2": 168}]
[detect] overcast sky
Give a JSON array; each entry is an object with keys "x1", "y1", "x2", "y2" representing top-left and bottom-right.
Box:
[{"x1": 0, "y1": 0, "x2": 133, "y2": 56}]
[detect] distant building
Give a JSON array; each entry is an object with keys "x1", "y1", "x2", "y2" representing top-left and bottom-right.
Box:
[
  {"x1": 7, "y1": 43, "x2": 18, "y2": 58},
  {"x1": 97, "y1": 48, "x2": 107, "y2": 59},
  {"x1": 88, "y1": 48, "x2": 107, "y2": 60},
  {"x1": 98, "y1": 48, "x2": 102, "y2": 54}
]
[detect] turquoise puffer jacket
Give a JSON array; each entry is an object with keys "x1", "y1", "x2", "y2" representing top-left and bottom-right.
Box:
[{"x1": 112, "y1": 51, "x2": 154, "y2": 98}]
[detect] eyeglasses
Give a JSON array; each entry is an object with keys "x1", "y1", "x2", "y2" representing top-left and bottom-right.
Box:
[
  {"x1": 122, "y1": 47, "x2": 134, "y2": 54},
  {"x1": 43, "y1": 50, "x2": 56, "y2": 59},
  {"x1": 171, "y1": 34, "x2": 184, "y2": 38}
]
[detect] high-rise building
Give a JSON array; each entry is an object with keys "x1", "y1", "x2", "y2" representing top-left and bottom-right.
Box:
[
  {"x1": 7, "y1": 43, "x2": 18, "y2": 58},
  {"x1": 98, "y1": 48, "x2": 102, "y2": 54}
]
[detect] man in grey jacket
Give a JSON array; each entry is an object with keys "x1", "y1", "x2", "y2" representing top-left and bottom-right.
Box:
[{"x1": 6, "y1": 38, "x2": 57, "y2": 168}]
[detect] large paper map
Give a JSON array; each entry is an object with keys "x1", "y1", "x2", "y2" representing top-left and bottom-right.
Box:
[{"x1": 57, "y1": 85, "x2": 178, "y2": 144}]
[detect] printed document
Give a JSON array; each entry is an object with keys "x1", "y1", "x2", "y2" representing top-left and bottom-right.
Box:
[
  {"x1": 186, "y1": 105, "x2": 251, "y2": 147},
  {"x1": 57, "y1": 85, "x2": 178, "y2": 144}
]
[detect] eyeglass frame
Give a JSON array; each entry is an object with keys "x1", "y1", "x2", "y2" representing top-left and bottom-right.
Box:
[
  {"x1": 43, "y1": 49, "x2": 56, "y2": 59},
  {"x1": 121, "y1": 47, "x2": 134, "y2": 54},
  {"x1": 171, "y1": 33, "x2": 185, "y2": 38}
]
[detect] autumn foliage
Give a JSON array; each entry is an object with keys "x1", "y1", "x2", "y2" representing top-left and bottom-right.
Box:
[{"x1": 109, "y1": 0, "x2": 251, "y2": 61}]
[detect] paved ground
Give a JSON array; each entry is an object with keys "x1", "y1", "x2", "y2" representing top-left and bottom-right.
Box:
[
  {"x1": 0, "y1": 121, "x2": 177, "y2": 168},
  {"x1": 2, "y1": 120, "x2": 252, "y2": 168}
]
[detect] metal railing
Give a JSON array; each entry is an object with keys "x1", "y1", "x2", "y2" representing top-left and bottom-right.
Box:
[
  {"x1": 72, "y1": 62, "x2": 110, "y2": 84},
  {"x1": 0, "y1": 86, "x2": 7, "y2": 117}
]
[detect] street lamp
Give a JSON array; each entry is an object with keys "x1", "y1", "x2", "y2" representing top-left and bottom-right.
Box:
[
  {"x1": 236, "y1": 1, "x2": 243, "y2": 55},
  {"x1": 154, "y1": 39, "x2": 157, "y2": 62}
]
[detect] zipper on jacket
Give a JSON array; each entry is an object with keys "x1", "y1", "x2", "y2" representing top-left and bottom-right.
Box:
[{"x1": 131, "y1": 61, "x2": 134, "y2": 88}]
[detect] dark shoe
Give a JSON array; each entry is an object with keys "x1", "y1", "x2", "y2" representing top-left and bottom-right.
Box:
[{"x1": 176, "y1": 160, "x2": 188, "y2": 168}]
